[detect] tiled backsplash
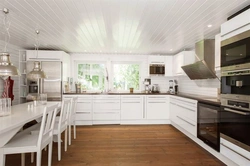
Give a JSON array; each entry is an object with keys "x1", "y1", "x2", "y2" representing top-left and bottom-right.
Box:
[{"x1": 176, "y1": 75, "x2": 220, "y2": 97}]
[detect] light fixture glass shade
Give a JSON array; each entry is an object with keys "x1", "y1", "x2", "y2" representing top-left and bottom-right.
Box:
[
  {"x1": 27, "y1": 61, "x2": 47, "y2": 81},
  {"x1": 0, "y1": 52, "x2": 20, "y2": 79}
]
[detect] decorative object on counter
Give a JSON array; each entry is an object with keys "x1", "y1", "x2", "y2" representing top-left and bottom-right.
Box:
[
  {"x1": 0, "y1": 8, "x2": 20, "y2": 79},
  {"x1": 1, "y1": 76, "x2": 14, "y2": 103},
  {"x1": 0, "y1": 98, "x2": 11, "y2": 116},
  {"x1": 75, "y1": 82, "x2": 81, "y2": 93},
  {"x1": 129, "y1": 88, "x2": 134, "y2": 93},
  {"x1": 151, "y1": 84, "x2": 160, "y2": 93},
  {"x1": 27, "y1": 30, "x2": 47, "y2": 81},
  {"x1": 174, "y1": 80, "x2": 178, "y2": 94}
]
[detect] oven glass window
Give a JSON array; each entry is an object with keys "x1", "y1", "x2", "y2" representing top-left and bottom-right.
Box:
[
  {"x1": 225, "y1": 45, "x2": 246, "y2": 61},
  {"x1": 220, "y1": 107, "x2": 250, "y2": 147}
]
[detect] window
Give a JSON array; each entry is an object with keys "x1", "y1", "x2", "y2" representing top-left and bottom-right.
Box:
[
  {"x1": 112, "y1": 63, "x2": 140, "y2": 91},
  {"x1": 77, "y1": 63, "x2": 105, "y2": 91}
]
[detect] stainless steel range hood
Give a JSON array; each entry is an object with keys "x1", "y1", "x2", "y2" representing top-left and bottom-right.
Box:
[{"x1": 181, "y1": 39, "x2": 218, "y2": 80}]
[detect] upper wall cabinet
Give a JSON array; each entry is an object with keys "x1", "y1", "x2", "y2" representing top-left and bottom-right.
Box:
[
  {"x1": 165, "y1": 56, "x2": 173, "y2": 77},
  {"x1": 26, "y1": 50, "x2": 70, "y2": 81},
  {"x1": 172, "y1": 51, "x2": 196, "y2": 76},
  {"x1": 148, "y1": 56, "x2": 165, "y2": 64},
  {"x1": 221, "y1": 9, "x2": 250, "y2": 40}
]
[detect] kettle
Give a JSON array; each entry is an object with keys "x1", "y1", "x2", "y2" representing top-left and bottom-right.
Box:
[{"x1": 152, "y1": 84, "x2": 159, "y2": 93}]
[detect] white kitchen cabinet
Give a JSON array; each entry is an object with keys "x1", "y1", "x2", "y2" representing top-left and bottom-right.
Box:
[
  {"x1": 19, "y1": 50, "x2": 28, "y2": 104},
  {"x1": 146, "y1": 95, "x2": 169, "y2": 120},
  {"x1": 170, "y1": 96, "x2": 197, "y2": 137},
  {"x1": 148, "y1": 56, "x2": 165, "y2": 64},
  {"x1": 221, "y1": 9, "x2": 250, "y2": 40},
  {"x1": 215, "y1": 34, "x2": 221, "y2": 71},
  {"x1": 121, "y1": 95, "x2": 144, "y2": 120},
  {"x1": 64, "y1": 95, "x2": 93, "y2": 125},
  {"x1": 172, "y1": 51, "x2": 196, "y2": 76},
  {"x1": 165, "y1": 56, "x2": 173, "y2": 77},
  {"x1": 92, "y1": 95, "x2": 120, "y2": 124},
  {"x1": 220, "y1": 137, "x2": 250, "y2": 166}
]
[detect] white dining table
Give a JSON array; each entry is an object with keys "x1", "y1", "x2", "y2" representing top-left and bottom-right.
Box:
[{"x1": 0, "y1": 102, "x2": 60, "y2": 148}]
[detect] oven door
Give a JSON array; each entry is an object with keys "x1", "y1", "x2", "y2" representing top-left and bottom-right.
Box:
[
  {"x1": 220, "y1": 106, "x2": 250, "y2": 151},
  {"x1": 221, "y1": 35, "x2": 250, "y2": 67},
  {"x1": 197, "y1": 102, "x2": 220, "y2": 151}
]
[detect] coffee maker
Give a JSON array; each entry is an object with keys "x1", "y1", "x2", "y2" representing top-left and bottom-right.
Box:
[
  {"x1": 143, "y1": 78, "x2": 151, "y2": 93},
  {"x1": 169, "y1": 80, "x2": 178, "y2": 94}
]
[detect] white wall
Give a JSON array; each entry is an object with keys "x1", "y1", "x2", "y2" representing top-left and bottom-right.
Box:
[
  {"x1": 70, "y1": 53, "x2": 173, "y2": 92},
  {"x1": 0, "y1": 41, "x2": 21, "y2": 105}
]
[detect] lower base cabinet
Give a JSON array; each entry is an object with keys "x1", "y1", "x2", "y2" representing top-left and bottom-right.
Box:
[
  {"x1": 121, "y1": 96, "x2": 144, "y2": 120},
  {"x1": 146, "y1": 96, "x2": 169, "y2": 120},
  {"x1": 220, "y1": 138, "x2": 250, "y2": 166}
]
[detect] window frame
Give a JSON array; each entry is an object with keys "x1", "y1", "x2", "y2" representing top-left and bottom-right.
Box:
[
  {"x1": 111, "y1": 61, "x2": 142, "y2": 92},
  {"x1": 74, "y1": 61, "x2": 107, "y2": 92}
]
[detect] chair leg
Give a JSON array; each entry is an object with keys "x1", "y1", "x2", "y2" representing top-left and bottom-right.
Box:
[
  {"x1": 31, "y1": 152, "x2": 34, "y2": 163},
  {"x1": 68, "y1": 124, "x2": 71, "y2": 145},
  {"x1": 65, "y1": 128, "x2": 68, "y2": 151},
  {"x1": 48, "y1": 142, "x2": 53, "y2": 166},
  {"x1": 21, "y1": 153, "x2": 25, "y2": 166},
  {"x1": 36, "y1": 151, "x2": 42, "y2": 166},
  {"x1": 58, "y1": 134, "x2": 61, "y2": 161},
  {"x1": 74, "y1": 121, "x2": 76, "y2": 139}
]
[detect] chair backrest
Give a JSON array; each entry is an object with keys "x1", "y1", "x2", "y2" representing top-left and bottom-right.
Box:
[
  {"x1": 37, "y1": 103, "x2": 59, "y2": 148},
  {"x1": 58, "y1": 99, "x2": 71, "y2": 130},
  {"x1": 68, "y1": 97, "x2": 78, "y2": 124}
]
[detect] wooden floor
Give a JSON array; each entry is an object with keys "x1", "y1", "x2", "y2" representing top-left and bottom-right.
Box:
[{"x1": 5, "y1": 125, "x2": 225, "y2": 166}]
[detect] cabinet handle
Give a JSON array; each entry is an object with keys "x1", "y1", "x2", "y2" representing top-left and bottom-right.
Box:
[
  {"x1": 224, "y1": 108, "x2": 250, "y2": 116},
  {"x1": 94, "y1": 102, "x2": 120, "y2": 104},
  {"x1": 122, "y1": 97, "x2": 141, "y2": 99},
  {"x1": 78, "y1": 102, "x2": 91, "y2": 104},
  {"x1": 77, "y1": 112, "x2": 91, "y2": 114},
  {"x1": 176, "y1": 116, "x2": 195, "y2": 127},
  {"x1": 122, "y1": 102, "x2": 140, "y2": 103},
  {"x1": 221, "y1": 143, "x2": 250, "y2": 161},
  {"x1": 176, "y1": 104, "x2": 195, "y2": 112},
  {"x1": 148, "y1": 101, "x2": 166, "y2": 103},
  {"x1": 148, "y1": 97, "x2": 166, "y2": 99},
  {"x1": 174, "y1": 99, "x2": 196, "y2": 105}
]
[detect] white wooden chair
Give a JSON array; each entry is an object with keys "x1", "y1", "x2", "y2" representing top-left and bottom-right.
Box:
[
  {"x1": 0, "y1": 104, "x2": 58, "y2": 166},
  {"x1": 68, "y1": 96, "x2": 78, "y2": 145},
  {"x1": 31, "y1": 99, "x2": 71, "y2": 162}
]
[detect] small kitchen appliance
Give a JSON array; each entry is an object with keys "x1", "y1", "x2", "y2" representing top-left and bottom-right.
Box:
[
  {"x1": 151, "y1": 84, "x2": 160, "y2": 93},
  {"x1": 143, "y1": 78, "x2": 151, "y2": 93}
]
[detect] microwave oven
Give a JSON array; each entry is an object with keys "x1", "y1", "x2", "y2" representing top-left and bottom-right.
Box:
[
  {"x1": 221, "y1": 29, "x2": 250, "y2": 67},
  {"x1": 149, "y1": 64, "x2": 165, "y2": 75}
]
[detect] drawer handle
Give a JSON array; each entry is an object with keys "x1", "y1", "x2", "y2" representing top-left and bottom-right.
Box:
[
  {"x1": 221, "y1": 143, "x2": 250, "y2": 161},
  {"x1": 77, "y1": 112, "x2": 91, "y2": 114},
  {"x1": 148, "y1": 102, "x2": 166, "y2": 103},
  {"x1": 94, "y1": 102, "x2": 120, "y2": 103},
  {"x1": 78, "y1": 102, "x2": 91, "y2": 103},
  {"x1": 176, "y1": 104, "x2": 195, "y2": 112},
  {"x1": 177, "y1": 116, "x2": 195, "y2": 127},
  {"x1": 122, "y1": 102, "x2": 140, "y2": 103},
  {"x1": 173, "y1": 99, "x2": 196, "y2": 105},
  {"x1": 148, "y1": 97, "x2": 166, "y2": 98},
  {"x1": 170, "y1": 102, "x2": 176, "y2": 105}
]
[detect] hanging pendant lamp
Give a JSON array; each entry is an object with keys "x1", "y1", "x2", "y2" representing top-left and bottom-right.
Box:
[
  {"x1": 0, "y1": 8, "x2": 20, "y2": 80},
  {"x1": 27, "y1": 30, "x2": 47, "y2": 81}
]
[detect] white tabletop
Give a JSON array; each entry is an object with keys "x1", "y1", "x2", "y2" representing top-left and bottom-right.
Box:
[{"x1": 0, "y1": 101, "x2": 60, "y2": 147}]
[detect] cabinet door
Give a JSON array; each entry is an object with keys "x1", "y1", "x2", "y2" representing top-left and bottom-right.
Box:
[
  {"x1": 121, "y1": 97, "x2": 144, "y2": 120},
  {"x1": 146, "y1": 96, "x2": 169, "y2": 120},
  {"x1": 148, "y1": 56, "x2": 165, "y2": 64},
  {"x1": 215, "y1": 34, "x2": 221, "y2": 71},
  {"x1": 165, "y1": 56, "x2": 173, "y2": 76}
]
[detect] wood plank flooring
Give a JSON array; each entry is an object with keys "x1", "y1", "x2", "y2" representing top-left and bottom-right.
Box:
[{"x1": 5, "y1": 125, "x2": 225, "y2": 166}]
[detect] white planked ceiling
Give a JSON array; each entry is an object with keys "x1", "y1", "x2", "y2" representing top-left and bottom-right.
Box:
[{"x1": 0, "y1": 0, "x2": 250, "y2": 55}]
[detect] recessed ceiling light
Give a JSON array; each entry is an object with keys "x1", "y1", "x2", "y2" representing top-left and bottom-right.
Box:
[
  {"x1": 207, "y1": 24, "x2": 212, "y2": 28},
  {"x1": 129, "y1": 51, "x2": 132, "y2": 53},
  {"x1": 115, "y1": 51, "x2": 117, "y2": 53},
  {"x1": 170, "y1": 49, "x2": 173, "y2": 51},
  {"x1": 100, "y1": 50, "x2": 102, "y2": 52},
  {"x1": 84, "y1": 50, "x2": 87, "y2": 52}
]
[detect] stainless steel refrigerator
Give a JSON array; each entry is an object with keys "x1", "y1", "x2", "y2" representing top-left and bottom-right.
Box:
[{"x1": 27, "y1": 61, "x2": 62, "y2": 101}]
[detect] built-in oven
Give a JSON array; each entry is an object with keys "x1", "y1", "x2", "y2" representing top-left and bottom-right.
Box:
[
  {"x1": 221, "y1": 29, "x2": 250, "y2": 67},
  {"x1": 220, "y1": 95, "x2": 250, "y2": 152},
  {"x1": 220, "y1": 63, "x2": 250, "y2": 152},
  {"x1": 149, "y1": 64, "x2": 165, "y2": 75},
  {"x1": 197, "y1": 101, "x2": 220, "y2": 152}
]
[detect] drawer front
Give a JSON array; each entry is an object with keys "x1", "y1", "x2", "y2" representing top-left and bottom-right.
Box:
[
  {"x1": 75, "y1": 112, "x2": 92, "y2": 120},
  {"x1": 147, "y1": 95, "x2": 168, "y2": 100},
  {"x1": 121, "y1": 95, "x2": 143, "y2": 100},
  {"x1": 93, "y1": 100, "x2": 120, "y2": 110},
  {"x1": 121, "y1": 102, "x2": 143, "y2": 120},
  {"x1": 176, "y1": 103, "x2": 196, "y2": 122},
  {"x1": 93, "y1": 112, "x2": 120, "y2": 120},
  {"x1": 93, "y1": 95, "x2": 120, "y2": 100},
  {"x1": 175, "y1": 115, "x2": 197, "y2": 136},
  {"x1": 77, "y1": 101, "x2": 92, "y2": 111}
]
